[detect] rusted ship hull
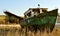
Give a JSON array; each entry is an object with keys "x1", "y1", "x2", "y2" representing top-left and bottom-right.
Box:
[{"x1": 20, "y1": 9, "x2": 58, "y2": 33}]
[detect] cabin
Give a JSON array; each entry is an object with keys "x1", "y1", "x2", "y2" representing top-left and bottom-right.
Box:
[
  {"x1": 4, "y1": 11, "x2": 23, "y2": 24},
  {"x1": 24, "y1": 8, "x2": 48, "y2": 18}
]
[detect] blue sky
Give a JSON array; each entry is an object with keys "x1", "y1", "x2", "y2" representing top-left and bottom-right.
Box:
[{"x1": 0, "y1": 0, "x2": 60, "y2": 16}]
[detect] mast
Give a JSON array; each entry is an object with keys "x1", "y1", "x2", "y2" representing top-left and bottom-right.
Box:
[
  {"x1": 38, "y1": 4, "x2": 40, "y2": 8},
  {"x1": 38, "y1": 4, "x2": 42, "y2": 13}
]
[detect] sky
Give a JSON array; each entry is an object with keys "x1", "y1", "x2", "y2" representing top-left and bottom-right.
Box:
[{"x1": 0, "y1": 0, "x2": 60, "y2": 16}]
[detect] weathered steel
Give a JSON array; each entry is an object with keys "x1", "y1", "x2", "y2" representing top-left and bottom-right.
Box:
[{"x1": 20, "y1": 9, "x2": 58, "y2": 33}]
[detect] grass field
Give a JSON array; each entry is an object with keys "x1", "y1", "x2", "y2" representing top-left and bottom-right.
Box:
[
  {"x1": 25, "y1": 26, "x2": 60, "y2": 36},
  {"x1": 0, "y1": 24, "x2": 60, "y2": 36}
]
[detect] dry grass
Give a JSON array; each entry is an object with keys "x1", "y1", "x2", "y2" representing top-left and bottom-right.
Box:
[
  {"x1": 25, "y1": 26, "x2": 60, "y2": 36},
  {"x1": 0, "y1": 24, "x2": 60, "y2": 36},
  {"x1": 0, "y1": 15, "x2": 6, "y2": 24},
  {"x1": 50, "y1": 27, "x2": 60, "y2": 36}
]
